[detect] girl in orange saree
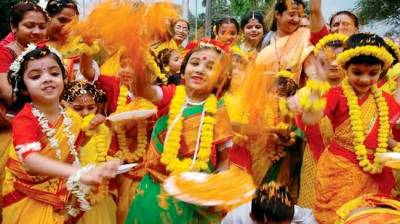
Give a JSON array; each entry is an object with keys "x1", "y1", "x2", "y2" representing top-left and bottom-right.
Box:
[
  {"x1": 293, "y1": 33, "x2": 400, "y2": 224},
  {"x1": 3, "y1": 44, "x2": 119, "y2": 223}
]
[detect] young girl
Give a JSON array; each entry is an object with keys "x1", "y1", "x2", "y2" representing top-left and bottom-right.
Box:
[
  {"x1": 125, "y1": 39, "x2": 234, "y2": 223},
  {"x1": 154, "y1": 48, "x2": 183, "y2": 85},
  {"x1": 293, "y1": 33, "x2": 400, "y2": 223},
  {"x1": 97, "y1": 57, "x2": 156, "y2": 224},
  {"x1": 215, "y1": 17, "x2": 240, "y2": 48},
  {"x1": 239, "y1": 11, "x2": 265, "y2": 57},
  {"x1": 63, "y1": 80, "x2": 117, "y2": 224},
  {"x1": 3, "y1": 44, "x2": 119, "y2": 223}
]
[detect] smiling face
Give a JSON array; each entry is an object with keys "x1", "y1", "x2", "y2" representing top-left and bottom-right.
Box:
[
  {"x1": 173, "y1": 20, "x2": 189, "y2": 44},
  {"x1": 47, "y1": 7, "x2": 77, "y2": 41},
  {"x1": 243, "y1": 19, "x2": 264, "y2": 43},
  {"x1": 23, "y1": 55, "x2": 64, "y2": 105},
  {"x1": 217, "y1": 23, "x2": 238, "y2": 46},
  {"x1": 347, "y1": 63, "x2": 382, "y2": 96},
  {"x1": 183, "y1": 48, "x2": 220, "y2": 95},
  {"x1": 275, "y1": 5, "x2": 300, "y2": 35},
  {"x1": 12, "y1": 11, "x2": 47, "y2": 47},
  {"x1": 330, "y1": 13, "x2": 358, "y2": 36}
]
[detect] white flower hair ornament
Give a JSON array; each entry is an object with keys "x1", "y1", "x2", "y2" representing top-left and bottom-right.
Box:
[{"x1": 9, "y1": 43, "x2": 63, "y2": 93}]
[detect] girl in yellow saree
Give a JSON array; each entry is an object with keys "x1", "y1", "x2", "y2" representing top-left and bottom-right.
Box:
[
  {"x1": 3, "y1": 44, "x2": 119, "y2": 223},
  {"x1": 293, "y1": 33, "x2": 400, "y2": 223}
]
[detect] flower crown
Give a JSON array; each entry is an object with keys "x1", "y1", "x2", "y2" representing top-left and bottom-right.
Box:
[
  {"x1": 337, "y1": 45, "x2": 394, "y2": 69},
  {"x1": 9, "y1": 43, "x2": 63, "y2": 93},
  {"x1": 384, "y1": 37, "x2": 400, "y2": 62},
  {"x1": 314, "y1": 33, "x2": 348, "y2": 55},
  {"x1": 277, "y1": 70, "x2": 295, "y2": 79},
  {"x1": 185, "y1": 38, "x2": 229, "y2": 54}
]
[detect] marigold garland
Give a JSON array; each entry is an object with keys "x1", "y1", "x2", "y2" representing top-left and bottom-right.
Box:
[
  {"x1": 81, "y1": 114, "x2": 109, "y2": 163},
  {"x1": 114, "y1": 85, "x2": 148, "y2": 163},
  {"x1": 147, "y1": 53, "x2": 168, "y2": 85},
  {"x1": 342, "y1": 79, "x2": 390, "y2": 174},
  {"x1": 297, "y1": 79, "x2": 329, "y2": 112},
  {"x1": 160, "y1": 86, "x2": 217, "y2": 174},
  {"x1": 337, "y1": 45, "x2": 394, "y2": 69},
  {"x1": 277, "y1": 70, "x2": 295, "y2": 79},
  {"x1": 384, "y1": 37, "x2": 400, "y2": 62},
  {"x1": 314, "y1": 33, "x2": 348, "y2": 56}
]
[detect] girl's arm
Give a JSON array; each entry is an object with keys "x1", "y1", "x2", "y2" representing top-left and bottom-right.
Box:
[
  {"x1": 24, "y1": 153, "x2": 120, "y2": 185},
  {"x1": 79, "y1": 53, "x2": 96, "y2": 82},
  {"x1": 134, "y1": 67, "x2": 163, "y2": 104},
  {"x1": 216, "y1": 140, "x2": 233, "y2": 172}
]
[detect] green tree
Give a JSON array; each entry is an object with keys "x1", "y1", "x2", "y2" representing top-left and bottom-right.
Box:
[
  {"x1": 355, "y1": 0, "x2": 400, "y2": 26},
  {"x1": 0, "y1": 0, "x2": 39, "y2": 38},
  {"x1": 230, "y1": 0, "x2": 275, "y2": 18}
]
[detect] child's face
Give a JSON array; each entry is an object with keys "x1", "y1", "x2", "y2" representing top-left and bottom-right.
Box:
[
  {"x1": 318, "y1": 47, "x2": 344, "y2": 86},
  {"x1": 243, "y1": 19, "x2": 264, "y2": 43},
  {"x1": 168, "y1": 50, "x2": 182, "y2": 73},
  {"x1": 23, "y1": 55, "x2": 64, "y2": 105},
  {"x1": 70, "y1": 94, "x2": 97, "y2": 117},
  {"x1": 184, "y1": 49, "x2": 219, "y2": 93},
  {"x1": 347, "y1": 63, "x2": 382, "y2": 96},
  {"x1": 217, "y1": 23, "x2": 238, "y2": 46},
  {"x1": 118, "y1": 63, "x2": 134, "y2": 88}
]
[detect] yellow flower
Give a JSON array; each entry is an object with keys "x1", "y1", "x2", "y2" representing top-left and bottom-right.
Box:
[
  {"x1": 161, "y1": 86, "x2": 217, "y2": 174},
  {"x1": 342, "y1": 78, "x2": 389, "y2": 174},
  {"x1": 314, "y1": 33, "x2": 348, "y2": 56},
  {"x1": 337, "y1": 45, "x2": 394, "y2": 69}
]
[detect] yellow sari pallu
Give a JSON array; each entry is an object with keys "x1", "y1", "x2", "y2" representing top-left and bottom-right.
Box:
[{"x1": 2, "y1": 107, "x2": 81, "y2": 224}]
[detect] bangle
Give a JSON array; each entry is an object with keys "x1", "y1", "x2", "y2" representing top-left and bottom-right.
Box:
[
  {"x1": 393, "y1": 144, "x2": 400, "y2": 153},
  {"x1": 66, "y1": 165, "x2": 95, "y2": 216}
]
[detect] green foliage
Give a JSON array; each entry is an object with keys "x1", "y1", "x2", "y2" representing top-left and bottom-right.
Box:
[
  {"x1": 230, "y1": 0, "x2": 275, "y2": 18},
  {"x1": 0, "y1": 0, "x2": 39, "y2": 39},
  {"x1": 355, "y1": 0, "x2": 400, "y2": 26}
]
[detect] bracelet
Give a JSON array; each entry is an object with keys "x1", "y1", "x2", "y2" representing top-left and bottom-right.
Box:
[
  {"x1": 66, "y1": 165, "x2": 95, "y2": 216},
  {"x1": 393, "y1": 143, "x2": 400, "y2": 153}
]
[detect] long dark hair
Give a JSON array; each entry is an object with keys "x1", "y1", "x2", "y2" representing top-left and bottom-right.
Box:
[{"x1": 8, "y1": 46, "x2": 66, "y2": 110}]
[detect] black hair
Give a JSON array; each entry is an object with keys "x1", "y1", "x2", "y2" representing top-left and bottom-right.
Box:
[
  {"x1": 63, "y1": 80, "x2": 107, "y2": 104},
  {"x1": 326, "y1": 40, "x2": 344, "y2": 49},
  {"x1": 214, "y1": 17, "x2": 240, "y2": 35},
  {"x1": 329, "y1": 11, "x2": 359, "y2": 29},
  {"x1": 271, "y1": 0, "x2": 304, "y2": 31},
  {"x1": 10, "y1": 2, "x2": 47, "y2": 28},
  {"x1": 344, "y1": 33, "x2": 387, "y2": 68},
  {"x1": 250, "y1": 182, "x2": 295, "y2": 223},
  {"x1": 157, "y1": 48, "x2": 175, "y2": 72},
  {"x1": 240, "y1": 11, "x2": 265, "y2": 32},
  {"x1": 8, "y1": 46, "x2": 67, "y2": 110},
  {"x1": 45, "y1": 0, "x2": 79, "y2": 17}
]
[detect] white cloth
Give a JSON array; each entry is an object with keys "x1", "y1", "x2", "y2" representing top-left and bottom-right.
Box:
[{"x1": 221, "y1": 202, "x2": 317, "y2": 224}]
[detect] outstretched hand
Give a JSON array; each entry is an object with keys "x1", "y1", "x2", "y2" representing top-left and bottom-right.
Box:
[{"x1": 80, "y1": 159, "x2": 121, "y2": 185}]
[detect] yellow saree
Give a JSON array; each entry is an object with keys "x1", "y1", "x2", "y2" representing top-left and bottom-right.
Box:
[{"x1": 2, "y1": 107, "x2": 81, "y2": 224}]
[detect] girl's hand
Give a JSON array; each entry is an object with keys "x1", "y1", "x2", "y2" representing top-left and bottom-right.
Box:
[
  {"x1": 80, "y1": 159, "x2": 121, "y2": 185},
  {"x1": 89, "y1": 114, "x2": 106, "y2": 130}
]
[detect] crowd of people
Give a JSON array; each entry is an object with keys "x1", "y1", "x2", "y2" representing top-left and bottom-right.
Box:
[{"x1": 0, "y1": 0, "x2": 400, "y2": 223}]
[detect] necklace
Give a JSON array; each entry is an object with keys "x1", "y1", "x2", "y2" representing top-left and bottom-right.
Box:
[
  {"x1": 31, "y1": 105, "x2": 80, "y2": 166},
  {"x1": 342, "y1": 79, "x2": 389, "y2": 174},
  {"x1": 160, "y1": 86, "x2": 217, "y2": 174},
  {"x1": 273, "y1": 32, "x2": 291, "y2": 70}
]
